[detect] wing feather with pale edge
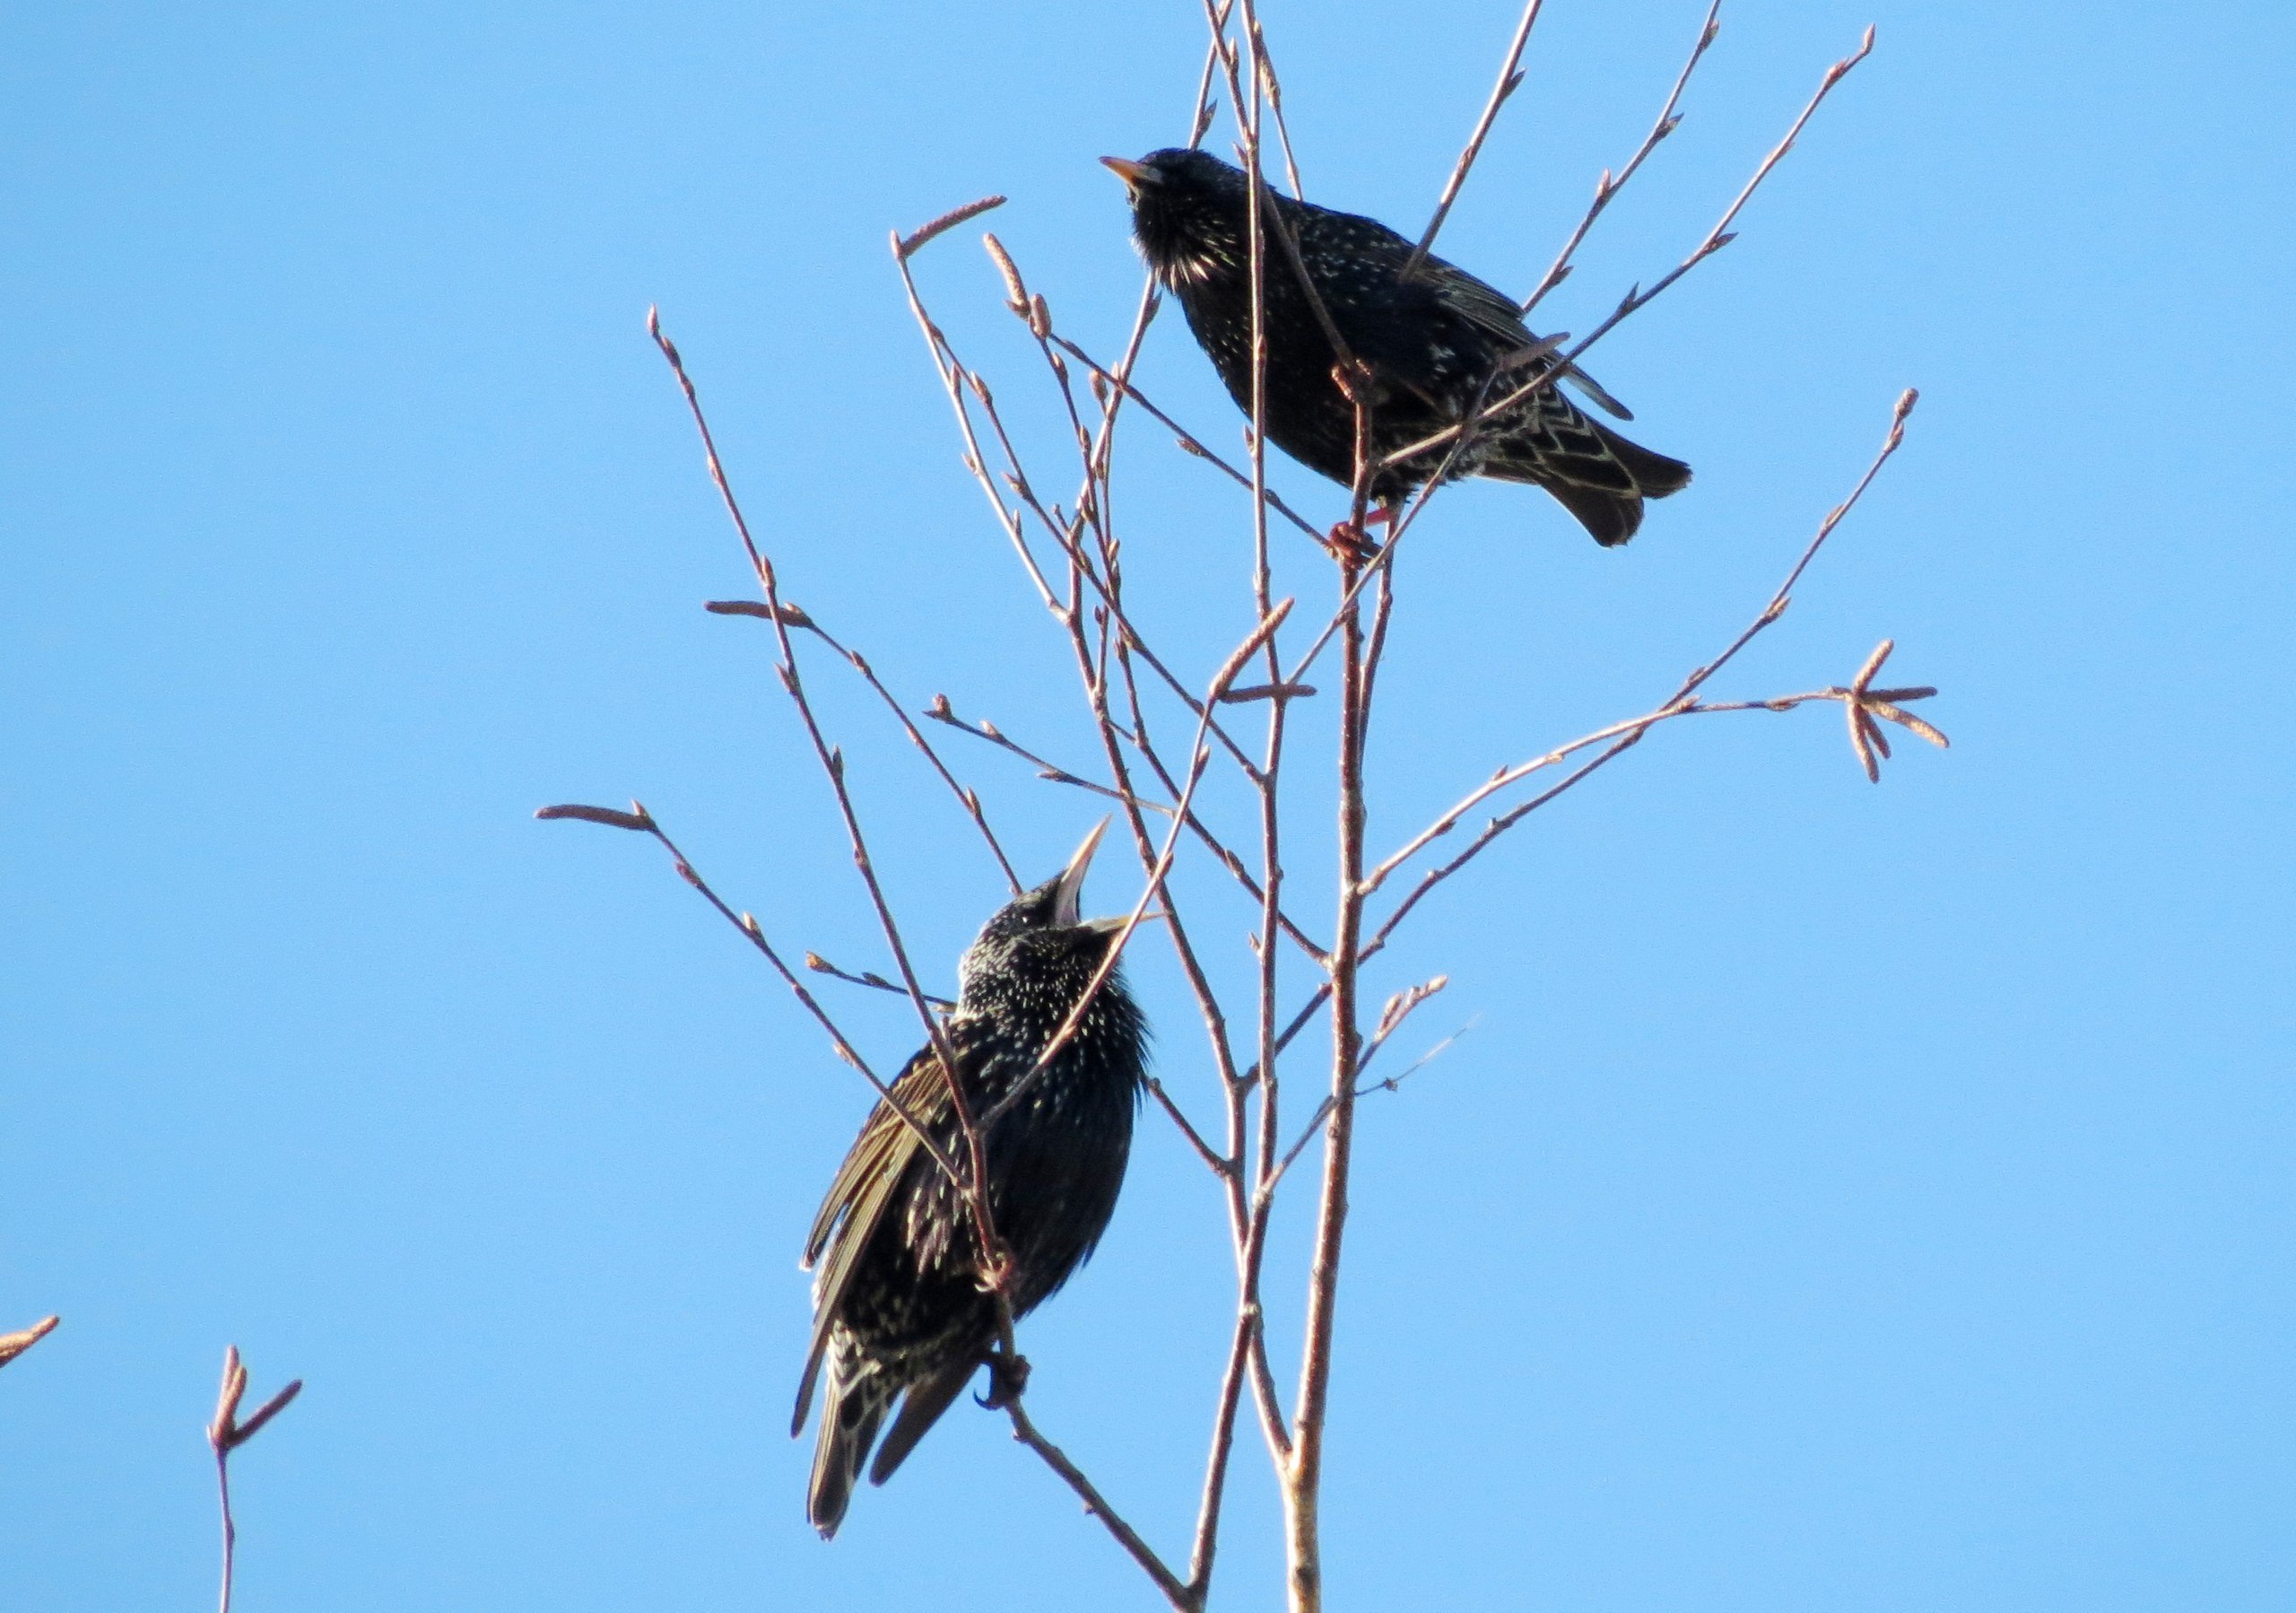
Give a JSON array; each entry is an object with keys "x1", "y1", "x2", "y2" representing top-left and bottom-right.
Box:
[{"x1": 790, "y1": 1031, "x2": 972, "y2": 1434}]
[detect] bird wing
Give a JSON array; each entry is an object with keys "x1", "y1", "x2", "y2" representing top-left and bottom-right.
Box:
[
  {"x1": 1420, "y1": 257, "x2": 1638, "y2": 422},
  {"x1": 792, "y1": 1029, "x2": 973, "y2": 1434},
  {"x1": 1421, "y1": 256, "x2": 1539, "y2": 349}
]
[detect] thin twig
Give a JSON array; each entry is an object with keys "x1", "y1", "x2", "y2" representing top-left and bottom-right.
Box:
[
  {"x1": 1520, "y1": 0, "x2": 1722, "y2": 317},
  {"x1": 980, "y1": 599, "x2": 1293, "y2": 1130},
  {"x1": 708, "y1": 600, "x2": 1022, "y2": 893},
  {"x1": 536, "y1": 801, "x2": 974, "y2": 1190},
  {"x1": 0, "y1": 1315, "x2": 57, "y2": 1371},
  {"x1": 1559, "y1": 24, "x2": 1878, "y2": 364},
  {"x1": 1048, "y1": 336, "x2": 1325, "y2": 544},
  {"x1": 1373, "y1": 24, "x2": 1878, "y2": 477},
  {"x1": 1272, "y1": 996, "x2": 1466, "y2": 1190},
  {"x1": 927, "y1": 693, "x2": 1170, "y2": 813},
  {"x1": 651, "y1": 310, "x2": 1007, "y2": 1272},
  {"x1": 1399, "y1": 0, "x2": 1548, "y2": 283},
  {"x1": 803, "y1": 949, "x2": 958, "y2": 1010},
  {"x1": 1005, "y1": 1395, "x2": 1194, "y2": 1610},
  {"x1": 208, "y1": 1347, "x2": 300, "y2": 1613},
  {"x1": 1365, "y1": 388, "x2": 1923, "y2": 939},
  {"x1": 897, "y1": 195, "x2": 1008, "y2": 260}
]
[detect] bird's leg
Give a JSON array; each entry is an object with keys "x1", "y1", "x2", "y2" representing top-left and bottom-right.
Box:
[{"x1": 979, "y1": 1341, "x2": 1032, "y2": 1408}]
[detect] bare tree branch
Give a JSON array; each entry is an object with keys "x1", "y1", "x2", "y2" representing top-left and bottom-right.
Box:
[
  {"x1": 1005, "y1": 1393, "x2": 1196, "y2": 1610},
  {"x1": 208, "y1": 1347, "x2": 300, "y2": 1613},
  {"x1": 1365, "y1": 388, "x2": 1924, "y2": 941},
  {"x1": 1520, "y1": 0, "x2": 1722, "y2": 317},
  {"x1": 1399, "y1": 0, "x2": 1548, "y2": 283}
]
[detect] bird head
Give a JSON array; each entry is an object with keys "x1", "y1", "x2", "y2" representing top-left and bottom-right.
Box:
[
  {"x1": 1101, "y1": 149, "x2": 1250, "y2": 288},
  {"x1": 960, "y1": 818, "x2": 1130, "y2": 999}
]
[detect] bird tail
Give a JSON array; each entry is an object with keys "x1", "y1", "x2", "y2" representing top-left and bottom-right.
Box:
[
  {"x1": 1483, "y1": 397, "x2": 1692, "y2": 548},
  {"x1": 867, "y1": 1357, "x2": 977, "y2": 1487},
  {"x1": 808, "y1": 1352, "x2": 895, "y2": 1539}
]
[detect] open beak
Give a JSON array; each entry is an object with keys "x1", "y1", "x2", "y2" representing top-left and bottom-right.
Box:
[
  {"x1": 1051, "y1": 816, "x2": 1110, "y2": 928},
  {"x1": 1100, "y1": 155, "x2": 1154, "y2": 188}
]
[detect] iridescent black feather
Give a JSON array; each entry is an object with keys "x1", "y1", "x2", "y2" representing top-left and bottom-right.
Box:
[
  {"x1": 794, "y1": 826, "x2": 1147, "y2": 1537},
  {"x1": 1109, "y1": 148, "x2": 1692, "y2": 546}
]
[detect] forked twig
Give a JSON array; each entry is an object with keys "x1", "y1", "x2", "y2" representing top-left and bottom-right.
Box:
[{"x1": 209, "y1": 1346, "x2": 301, "y2": 1613}]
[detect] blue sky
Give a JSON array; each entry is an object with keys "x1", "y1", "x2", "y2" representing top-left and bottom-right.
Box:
[{"x1": 5, "y1": 0, "x2": 2292, "y2": 1608}]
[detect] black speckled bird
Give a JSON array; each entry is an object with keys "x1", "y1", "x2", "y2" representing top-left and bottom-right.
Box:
[
  {"x1": 793, "y1": 820, "x2": 1148, "y2": 1538},
  {"x1": 1105, "y1": 148, "x2": 1692, "y2": 546}
]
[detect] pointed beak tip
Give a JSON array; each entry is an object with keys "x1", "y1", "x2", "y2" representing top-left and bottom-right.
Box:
[
  {"x1": 1100, "y1": 155, "x2": 1151, "y2": 187},
  {"x1": 1053, "y1": 816, "x2": 1110, "y2": 927}
]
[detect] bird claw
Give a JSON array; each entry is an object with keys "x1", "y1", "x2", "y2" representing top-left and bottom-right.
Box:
[
  {"x1": 1323, "y1": 505, "x2": 1393, "y2": 565},
  {"x1": 977, "y1": 1347, "x2": 1032, "y2": 1409}
]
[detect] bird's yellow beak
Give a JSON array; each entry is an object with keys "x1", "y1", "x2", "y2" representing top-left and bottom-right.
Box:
[
  {"x1": 1100, "y1": 155, "x2": 1154, "y2": 187},
  {"x1": 1052, "y1": 816, "x2": 1110, "y2": 928}
]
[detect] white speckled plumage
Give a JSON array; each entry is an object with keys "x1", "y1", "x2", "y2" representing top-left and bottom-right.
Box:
[{"x1": 1109, "y1": 148, "x2": 1692, "y2": 545}]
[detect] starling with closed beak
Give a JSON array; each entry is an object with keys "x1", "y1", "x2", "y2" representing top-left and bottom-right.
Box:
[{"x1": 1105, "y1": 147, "x2": 1692, "y2": 545}]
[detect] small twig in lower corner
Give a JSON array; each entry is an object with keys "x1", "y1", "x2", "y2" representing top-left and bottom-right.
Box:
[
  {"x1": 0, "y1": 1315, "x2": 58, "y2": 1371},
  {"x1": 1003, "y1": 1390, "x2": 1196, "y2": 1611},
  {"x1": 208, "y1": 1346, "x2": 302, "y2": 1613}
]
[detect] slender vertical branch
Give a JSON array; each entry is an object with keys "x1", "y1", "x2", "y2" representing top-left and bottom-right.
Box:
[
  {"x1": 1283, "y1": 542, "x2": 1371, "y2": 1613},
  {"x1": 207, "y1": 1347, "x2": 300, "y2": 1613}
]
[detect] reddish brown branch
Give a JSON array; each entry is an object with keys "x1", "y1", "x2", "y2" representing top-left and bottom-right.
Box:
[{"x1": 1364, "y1": 389, "x2": 1925, "y2": 941}]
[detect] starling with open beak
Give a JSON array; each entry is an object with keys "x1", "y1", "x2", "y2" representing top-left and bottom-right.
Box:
[
  {"x1": 794, "y1": 820, "x2": 1149, "y2": 1537},
  {"x1": 1104, "y1": 148, "x2": 1692, "y2": 546}
]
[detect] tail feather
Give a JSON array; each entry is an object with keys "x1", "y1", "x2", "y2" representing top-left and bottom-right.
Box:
[
  {"x1": 1542, "y1": 481, "x2": 1645, "y2": 548},
  {"x1": 808, "y1": 1359, "x2": 894, "y2": 1539},
  {"x1": 1590, "y1": 418, "x2": 1692, "y2": 499},
  {"x1": 1483, "y1": 399, "x2": 1692, "y2": 547},
  {"x1": 867, "y1": 1357, "x2": 977, "y2": 1487}
]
